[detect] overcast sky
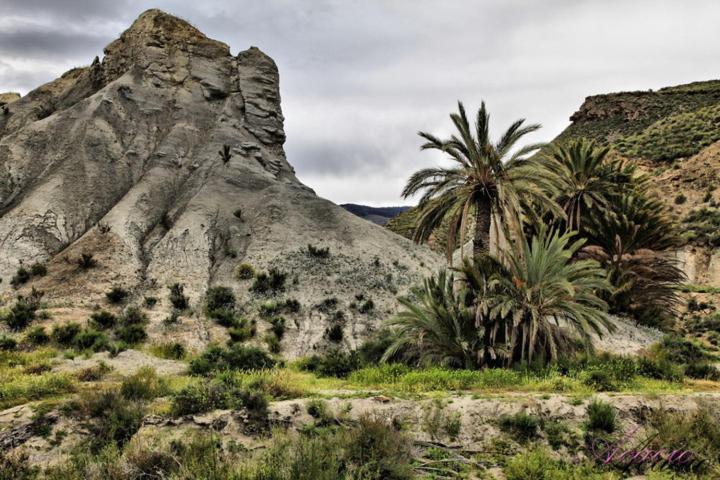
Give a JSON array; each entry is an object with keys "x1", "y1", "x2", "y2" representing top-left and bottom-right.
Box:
[{"x1": 1, "y1": 1, "x2": 719, "y2": 206}]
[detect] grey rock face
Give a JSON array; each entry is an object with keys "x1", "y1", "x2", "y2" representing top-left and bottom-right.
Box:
[{"x1": 0, "y1": 9, "x2": 440, "y2": 357}]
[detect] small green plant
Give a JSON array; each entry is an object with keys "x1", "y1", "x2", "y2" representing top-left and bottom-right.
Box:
[
  {"x1": 188, "y1": 344, "x2": 276, "y2": 375},
  {"x1": 250, "y1": 268, "x2": 287, "y2": 294},
  {"x1": 326, "y1": 324, "x2": 344, "y2": 342},
  {"x1": 120, "y1": 367, "x2": 168, "y2": 400},
  {"x1": 0, "y1": 336, "x2": 17, "y2": 351},
  {"x1": 219, "y1": 144, "x2": 232, "y2": 165},
  {"x1": 168, "y1": 283, "x2": 189, "y2": 310},
  {"x1": 306, "y1": 399, "x2": 330, "y2": 420},
  {"x1": 89, "y1": 310, "x2": 117, "y2": 329},
  {"x1": 299, "y1": 349, "x2": 359, "y2": 378},
  {"x1": 306, "y1": 244, "x2": 330, "y2": 258},
  {"x1": 10, "y1": 267, "x2": 30, "y2": 288},
  {"x1": 269, "y1": 316, "x2": 286, "y2": 339},
  {"x1": 265, "y1": 333, "x2": 281, "y2": 353},
  {"x1": 105, "y1": 286, "x2": 128, "y2": 304},
  {"x1": 77, "y1": 252, "x2": 97, "y2": 270},
  {"x1": 51, "y1": 323, "x2": 82, "y2": 346},
  {"x1": 143, "y1": 296, "x2": 158, "y2": 309},
  {"x1": 29, "y1": 263, "x2": 47, "y2": 277},
  {"x1": 585, "y1": 399, "x2": 617, "y2": 433},
  {"x1": 235, "y1": 262, "x2": 255, "y2": 280},
  {"x1": 359, "y1": 298, "x2": 375, "y2": 314},
  {"x1": 674, "y1": 193, "x2": 687, "y2": 204},
  {"x1": 150, "y1": 341, "x2": 186, "y2": 360},
  {"x1": 499, "y1": 412, "x2": 540, "y2": 441},
  {"x1": 2, "y1": 291, "x2": 43, "y2": 330},
  {"x1": 24, "y1": 326, "x2": 49, "y2": 345}
]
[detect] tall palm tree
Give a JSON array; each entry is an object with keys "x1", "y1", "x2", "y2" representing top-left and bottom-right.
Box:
[
  {"x1": 537, "y1": 138, "x2": 642, "y2": 233},
  {"x1": 402, "y1": 101, "x2": 558, "y2": 260}
]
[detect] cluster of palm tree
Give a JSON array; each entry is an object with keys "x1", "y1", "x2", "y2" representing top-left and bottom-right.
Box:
[{"x1": 390, "y1": 101, "x2": 684, "y2": 368}]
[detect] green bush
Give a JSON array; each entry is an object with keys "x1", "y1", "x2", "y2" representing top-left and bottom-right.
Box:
[
  {"x1": 24, "y1": 326, "x2": 49, "y2": 345},
  {"x1": 120, "y1": 306, "x2": 148, "y2": 326},
  {"x1": 105, "y1": 286, "x2": 129, "y2": 304},
  {"x1": 299, "y1": 349, "x2": 359, "y2": 378},
  {"x1": 499, "y1": 412, "x2": 540, "y2": 440},
  {"x1": 586, "y1": 399, "x2": 617, "y2": 433},
  {"x1": 68, "y1": 389, "x2": 144, "y2": 451},
  {"x1": 77, "y1": 253, "x2": 97, "y2": 269},
  {"x1": 143, "y1": 296, "x2": 158, "y2": 309},
  {"x1": 0, "y1": 336, "x2": 17, "y2": 351},
  {"x1": 359, "y1": 299, "x2": 375, "y2": 314},
  {"x1": 2, "y1": 291, "x2": 43, "y2": 331},
  {"x1": 10, "y1": 267, "x2": 30, "y2": 288},
  {"x1": 637, "y1": 356, "x2": 684, "y2": 382},
  {"x1": 269, "y1": 316, "x2": 286, "y2": 339},
  {"x1": 250, "y1": 268, "x2": 287, "y2": 294},
  {"x1": 89, "y1": 310, "x2": 117, "y2": 330},
  {"x1": 189, "y1": 344, "x2": 276, "y2": 375},
  {"x1": 51, "y1": 323, "x2": 82, "y2": 346},
  {"x1": 235, "y1": 263, "x2": 255, "y2": 280},
  {"x1": 120, "y1": 367, "x2": 168, "y2": 400},
  {"x1": 74, "y1": 328, "x2": 109, "y2": 351},
  {"x1": 168, "y1": 283, "x2": 189, "y2": 310},
  {"x1": 684, "y1": 363, "x2": 720, "y2": 380},
  {"x1": 171, "y1": 377, "x2": 268, "y2": 418},
  {"x1": 307, "y1": 244, "x2": 330, "y2": 258},
  {"x1": 326, "y1": 324, "x2": 344, "y2": 343},
  {"x1": 151, "y1": 341, "x2": 186, "y2": 360},
  {"x1": 115, "y1": 324, "x2": 147, "y2": 344}
]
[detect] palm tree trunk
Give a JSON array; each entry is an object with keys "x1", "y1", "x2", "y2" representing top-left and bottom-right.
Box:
[{"x1": 473, "y1": 199, "x2": 492, "y2": 257}]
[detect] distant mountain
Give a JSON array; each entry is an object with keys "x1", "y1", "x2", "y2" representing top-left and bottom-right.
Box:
[{"x1": 341, "y1": 204, "x2": 411, "y2": 225}]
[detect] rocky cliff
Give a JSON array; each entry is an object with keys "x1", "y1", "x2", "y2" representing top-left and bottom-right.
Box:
[{"x1": 0, "y1": 9, "x2": 441, "y2": 357}]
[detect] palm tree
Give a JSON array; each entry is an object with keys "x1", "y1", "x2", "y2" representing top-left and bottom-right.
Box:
[
  {"x1": 385, "y1": 228, "x2": 613, "y2": 368},
  {"x1": 402, "y1": 101, "x2": 558, "y2": 260},
  {"x1": 536, "y1": 138, "x2": 647, "y2": 233},
  {"x1": 465, "y1": 227, "x2": 613, "y2": 365},
  {"x1": 581, "y1": 193, "x2": 685, "y2": 326},
  {"x1": 382, "y1": 270, "x2": 482, "y2": 368}
]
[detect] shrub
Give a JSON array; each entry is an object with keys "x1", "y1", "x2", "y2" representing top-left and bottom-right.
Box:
[
  {"x1": 168, "y1": 283, "x2": 189, "y2": 310},
  {"x1": 0, "y1": 336, "x2": 17, "y2": 351},
  {"x1": 51, "y1": 322, "x2": 82, "y2": 346},
  {"x1": 235, "y1": 263, "x2": 255, "y2": 280},
  {"x1": 343, "y1": 415, "x2": 414, "y2": 480},
  {"x1": 151, "y1": 341, "x2": 186, "y2": 360},
  {"x1": 582, "y1": 369, "x2": 618, "y2": 391},
  {"x1": 189, "y1": 344, "x2": 276, "y2": 375},
  {"x1": 69, "y1": 389, "x2": 143, "y2": 451},
  {"x1": 77, "y1": 253, "x2": 97, "y2": 269},
  {"x1": 307, "y1": 244, "x2": 330, "y2": 258},
  {"x1": 265, "y1": 334, "x2": 281, "y2": 353},
  {"x1": 674, "y1": 193, "x2": 687, "y2": 205},
  {"x1": 228, "y1": 322, "x2": 255, "y2": 343},
  {"x1": 143, "y1": 296, "x2": 158, "y2": 309},
  {"x1": 283, "y1": 298, "x2": 301, "y2": 313},
  {"x1": 307, "y1": 398, "x2": 330, "y2": 420},
  {"x1": 121, "y1": 306, "x2": 148, "y2": 326},
  {"x1": 3, "y1": 298, "x2": 38, "y2": 331},
  {"x1": 172, "y1": 378, "x2": 268, "y2": 418},
  {"x1": 120, "y1": 367, "x2": 168, "y2": 400},
  {"x1": 326, "y1": 324, "x2": 344, "y2": 342},
  {"x1": 206, "y1": 286, "x2": 236, "y2": 313},
  {"x1": 637, "y1": 356, "x2": 684, "y2": 382},
  {"x1": 105, "y1": 286, "x2": 128, "y2": 304},
  {"x1": 76, "y1": 362, "x2": 112, "y2": 382},
  {"x1": 586, "y1": 399, "x2": 617, "y2": 433},
  {"x1": 251, "y1": 268, "x2": 287, "y2": 294},
  {"x1": 115, "y1": 324, "x2": 147, "y2": 344},
  {"x1": 74, "y1": 328, "x2": 109, "y2": 351},
  {"x1": 269, "y1": 316, "x2": 286, "y2": 339},
  {"x1": 29, "y1": 263, "x2": 47, "y2": 277},
  {"x1": 685, "y1": 363, "x2": 720, "y2": 380},
  {"x1": 89, "y1": 310, "x2": 117, "y2": 329},
  {"x1": 25, "y1": 326, "x2": 49, "y2": 345},
  {"x1": 300, "y1": 349, "x2": 359, "y2": 378},
  {"x1": 499, "y1": 412, "x2": 540, "y2": 440},
  {"x1": 10, "y1": 267, "x2": 30, "y2": 288},
  {"x1": 359, "y1": 299, "x2": 375, "y2": 314}
]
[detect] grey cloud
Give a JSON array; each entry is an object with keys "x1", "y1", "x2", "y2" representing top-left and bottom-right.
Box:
[{"x1": 2, "y1": 0, "x2": 720, "y2": 205}]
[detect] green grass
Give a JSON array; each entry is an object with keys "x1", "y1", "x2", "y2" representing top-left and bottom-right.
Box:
[
  {"x1": 0, "y1": 372, "x2": 76, "y2": 408},
  {"x1": 679, "y1": 283, "x2": 720, "y2": 294}
]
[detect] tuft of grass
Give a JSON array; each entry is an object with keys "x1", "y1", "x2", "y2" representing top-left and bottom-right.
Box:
[{"x1": 585, "y1": 399, "x2": 617, "y2": 433}]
